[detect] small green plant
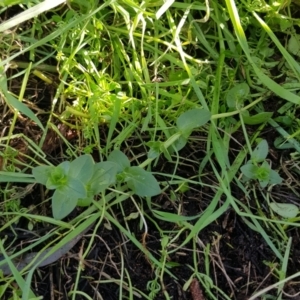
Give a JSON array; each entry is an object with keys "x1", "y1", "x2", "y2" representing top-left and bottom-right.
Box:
[
  {"x1": 240, "y1": 139, "x2": 283, "y2": 188},
  {"x1": 226, "y1": 82, "x2": 273, "y2": 125},
  {"x1": 32, "y1": 150, "x2": 161, "y2": 220},
  {"x1": 147, "y1": 108, "x2": 211, "y2": 160}
]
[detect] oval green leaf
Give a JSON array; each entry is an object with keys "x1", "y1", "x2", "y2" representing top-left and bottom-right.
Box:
[
  {"x1": 77, "y1": 196, "x2": 93, "y2": 207},
  {"x1": 242, "y1": 111, "x2": 273, "y2": 125},
  {"x1": 107, "y1": 150, "x2": 130, "y2": 172},
  {"x1": 65, "y1": 177, "x2": 87, "y2": 198},
  {"x1": 274, "y1": 137, "x2": 295, "y2": 150},
  {"x1": 32, "y1": 165, "x2": 53, "y2": 185},
  {"x1": 270, "y1": 202, "x2": 299, "y2": 219},
  {"x1": 251, "y1": 140, "x2": 269, "y2": 163},
  {"x1": 288, "y1": 34, "x2": 300, "y2": 57},
  {"x1": 125, "y1": 166, "x2": 161, "y2": 197},
  {"x1": 52, "y1": 189, "x2": 78, "y2": 220},
  {"x1": 240, "y1": 163, "x2": 260, "y2": 179},
  {"x1": 69, "y1": 154, "x2": 94, "y2": 184},
  {"x1": 90, "y1": 161, "x2": 119, "y2": 194},
  {"x1": 176, "y1": 108, "x2": 211, "y2": 133},
  {"x1": 172, "y1": 135, "x2": 187, "y2": 152},
  {"x1": 269, "y1": 169, "x2": 283, "y2": 185},
  {"x1": 226, "y1": 82, "x2": 250, "y2": 108}
]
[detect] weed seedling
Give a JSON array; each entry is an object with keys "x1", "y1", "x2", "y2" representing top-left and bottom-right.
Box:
[
  {"x1": 147, "y1": 108, "x2": 211, "y2": 161},
  {"x1": 240, "y1": 139, "x2": 283, "y2": 188},
  {"x1": 32, "y1": 151, "x2": 161, "y2": 220}
]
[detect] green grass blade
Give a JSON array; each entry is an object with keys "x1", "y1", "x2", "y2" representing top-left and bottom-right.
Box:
[
  {"x1": 225, "y1": 0, "x2": 300, "y2": 104},
  {"x1": 253, "y1": 12, "x2": 300, "y2": 81},
  {"x1": 0, "y1": 241, "x2": 37, "y2": 299},
  {"x1": 0, "y1": 0, "x2": 66, "y2": 32},
  {"x1": 0, "y1": 172, "x2": 35, "y2": 183},
  {"x1": 0, "y1": 0, "x2": 115, "y2": 67}
]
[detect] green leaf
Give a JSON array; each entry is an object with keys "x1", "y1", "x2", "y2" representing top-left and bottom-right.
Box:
[
  {"x1": 0, "y1": 75, "x2": 44, "y2": 130},
  {"x1": 178, "y1": 182, "x2": 190, "y2": 193},
  {"x1": 59, "y1": 161, "x2": 71, "y2": 173},
  {"x1": 256, "y1": 161, "x2": 271, "y2": 181},
  {"x1": 274, "y1": 116, "x2": 293, "y2": 127},
  {"x1": 242, "y1": 111, "x2": 273, "y2": 125},
  {"x1": 259, "y1": 179, "x2": 269, "y2": 188},
  {"x1": 226, "y1": 82, "x2": 250, "y2": 108},
  {"x1": 172, "y1": 135, "x2": 188, "y2": 152},
  {"x1": 164, "y1": 131, "x2": 182, "y2": 149},
  {"x1": 51, "y1": 175, "x2": 86, "y2": 219},
  {"x1": 165, "y1": 133, "x2": 188, "y2": 155},
  {"x1": 124, "y1": 212, "x2": 140, "y2": 220},
  {"x1": 69, "y1": 154, "x2": 94, "y2": 184},
  {"x1": 269, "y1": 169, "x2": 283, "y2": 185},
  {"x1": 162, "y1": 145, "x2": 172, "y2": 162},
  {"x1": 274, "y1": 137, "x2": 295, "y2": 150},
  {"x1": 270, "y1": 203, "x2": 299, "y2": 219},
  {"x1": 90, "y1": 162, "x2": 118, "y2": 194},
  {"x1": 46, "y1": 162, "x2": 70, "y2": 189},
  {"x1": 251, "y1": 140, "x2": 269, "y2": 162},
  {"x1": 52, "y1": 189, "x2": 78, "y2": 220},
  {"x1": 176, "y1": 108, "x2": 211, "y2": 134},
  {"x1": 147, "y1": 141, "x2": 161, "y2": 159},
  {"x1": 153, "y1": 209, "x2": 201, "y2": 222},
  {"x1": 279, "y1": 17, "x2": 293, "y2": 31},
  {"x1": 125, "y1": 166, "x2": 161, "y2": 197},
  {"x1": 107, "y1": 149, "x2": 130, "y2": 172},
  {"x1": 64, "y1": 177, "x2": 86, "y2": 198},
  {"x1": 240, "y1": 163, "x2": 260, "y2": 179},
  {"x1": 169, "y1": 69, "x2": 188, "y2": 81},
  {"x1": 32, "y1": 165, "x2": 54, "y2": 185},
  {"x1": 7, "y1": 93, "x2": 45, "y2": 130},
  {"x1": 46, "y1": 168, "x2": 67, "y2": 189},
  {"x1": 0, "y1": 171, "x2": 35, "y2": 183},
  {"x1": 288, "y1": 34, "x2": 300, "y2": 57},
  {"x1": 211, "y1": 134, "x2": 230, "y2": 169},
  {"x1": 77, "y1": 196, "x2": 93, "y2": 207}
]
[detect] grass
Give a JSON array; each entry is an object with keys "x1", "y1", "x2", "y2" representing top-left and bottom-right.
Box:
[{"x1": 1, "y1": 0, "x2": 300, "y2": 299}]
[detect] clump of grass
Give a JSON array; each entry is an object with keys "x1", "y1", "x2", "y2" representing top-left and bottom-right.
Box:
[{"x1": 1, "y1": 0, "x2": 300, "y2": 299}]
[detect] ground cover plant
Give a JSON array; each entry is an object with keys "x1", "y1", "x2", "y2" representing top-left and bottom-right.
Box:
[{"x1": 1, "y1": 0, "x2": 300, "y2": 299}]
